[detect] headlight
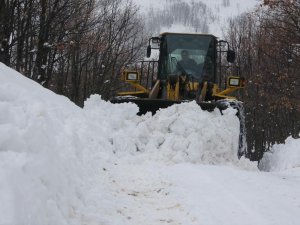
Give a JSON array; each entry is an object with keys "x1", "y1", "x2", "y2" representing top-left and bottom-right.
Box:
[
  {"x1": 229, "y1": 78, "x2": 240, "y2": 86},
  {"x1": 128, "y1": 73, "x2": 138, "y2": 80},
  {"x1": 228, "y1": 76, "x2": 245, "y2": 87},
  {"x1": 121, "y1": 70, "x2": 140, "y2": 82}
]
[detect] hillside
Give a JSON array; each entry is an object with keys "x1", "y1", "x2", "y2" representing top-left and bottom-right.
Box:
[{"x1": 133, "y1": 0, "x2": 259, "y2": 37}]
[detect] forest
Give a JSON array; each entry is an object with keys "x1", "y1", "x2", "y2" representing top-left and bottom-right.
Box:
[
  {"x1": 225, "y1": 0, "x2": 300, "y2": 160},
  {"x1": 0, "y1": 0, "x2": 145, "y2": 104},
  {"x1": 0, "y1": 0, "x2": 299, "y2": 161}
]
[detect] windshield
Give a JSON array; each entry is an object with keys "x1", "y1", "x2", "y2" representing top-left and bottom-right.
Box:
[{"x1": 158, "y1": 34, "x2": 217, "y2": 82}]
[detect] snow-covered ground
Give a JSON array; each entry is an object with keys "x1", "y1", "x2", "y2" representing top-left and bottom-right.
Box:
[{"x1": 1, "y1": 62, "x2": 300, "y2": 225}]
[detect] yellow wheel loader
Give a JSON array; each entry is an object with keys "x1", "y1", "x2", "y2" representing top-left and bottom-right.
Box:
[{"x1": 111, "y1": 33, "x2": 247, "y2": 157}]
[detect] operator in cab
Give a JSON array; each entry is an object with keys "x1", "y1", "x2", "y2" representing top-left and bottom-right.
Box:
[{"x1": 177, "y1": 50, "x2": 199, "y2": 78}]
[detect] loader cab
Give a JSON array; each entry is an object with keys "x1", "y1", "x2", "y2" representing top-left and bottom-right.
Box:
[{"x1": 157, "y1": 33, "x2": 217, "y2": 82}]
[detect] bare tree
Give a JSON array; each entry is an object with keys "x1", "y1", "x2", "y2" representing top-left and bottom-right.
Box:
[
  {"x1": 0, "y1": 0, "x2": 18, "y2": 66},
  {"x1": 225, "y1": 0, "x2": 300, "y2": 160}
]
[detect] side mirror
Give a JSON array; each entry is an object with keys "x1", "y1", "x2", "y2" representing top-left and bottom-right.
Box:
[
  {"x1": 146, "y1": 45, "x2": 151, "y2": 58},
  {"x1": 227, "y1": 49, "x2": 236, "y2": 63}
]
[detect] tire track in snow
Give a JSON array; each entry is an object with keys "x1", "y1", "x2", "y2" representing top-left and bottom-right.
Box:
[{"x1": 97, "y1": 163, "x2": 198, "y2": 225}]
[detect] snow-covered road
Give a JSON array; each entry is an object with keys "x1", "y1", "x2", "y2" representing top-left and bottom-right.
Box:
[{"x1": 92, "y1": 162, "x2": 300, "y2": 225}]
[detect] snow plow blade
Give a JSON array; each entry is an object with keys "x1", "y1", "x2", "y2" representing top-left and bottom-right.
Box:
[
  {"x1": 111, "y1": 98, "x2": 216, "y2": 115},
  {"x1": 111, "y1": 98, "x2": 236, "y2": 115}
]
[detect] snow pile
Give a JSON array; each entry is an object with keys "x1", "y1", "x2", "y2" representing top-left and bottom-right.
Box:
[
  {"x1": 259, "y1": 137, "x2": 300, "y2": 172},
  {"x1": 83, "y1": 95, "x2": 250, "y2": 167},
  {"x1": 0, "y1": 62, "x2": 255, "y2": 225}
]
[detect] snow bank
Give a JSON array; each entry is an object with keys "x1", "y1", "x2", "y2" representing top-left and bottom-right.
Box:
[
  {"x1": 0, "y1": 62, "x2": 254, "y2": 225},
  {"x1": 0, "y1": 63, "x2": 85, "y2": 225},
  {"x1": 259, "y1": 137, "x2": 300, "y2": 172}
]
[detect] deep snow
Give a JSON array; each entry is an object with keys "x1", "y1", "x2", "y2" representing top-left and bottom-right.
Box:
[{"x1": 0, "y1": 62, "x2": 300, "y2": 225}]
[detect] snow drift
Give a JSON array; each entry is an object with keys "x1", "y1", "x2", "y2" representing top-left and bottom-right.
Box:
[{"x1": 260, "y1": 137, "x2": 300, "y2": 172}]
